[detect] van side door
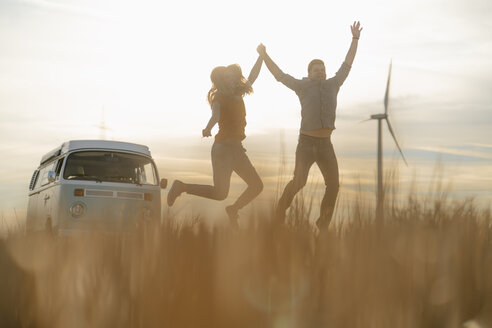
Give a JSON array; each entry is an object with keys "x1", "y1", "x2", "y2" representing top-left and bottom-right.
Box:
[{"x1": 35, "y1": 160, "x2": 58, "y2": 231}]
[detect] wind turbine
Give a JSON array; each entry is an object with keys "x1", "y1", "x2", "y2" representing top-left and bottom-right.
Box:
[
  {"x1": 95, "y1": 106, "x2": 112, "y2": 140},
  {"x1": 365, "y1": 61, "x2": 407, "y2": 220}
]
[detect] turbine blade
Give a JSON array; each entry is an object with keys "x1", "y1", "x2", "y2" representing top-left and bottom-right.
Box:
[
  {"x1": 385, "y1": 118, "x2": 408, "y2": 166},
  {"x1": 384, "y1": 60, "x2": 392, "y2": 115},
  {"x1": 359, "y1": 118, "x2": 372, "y2": 123}
]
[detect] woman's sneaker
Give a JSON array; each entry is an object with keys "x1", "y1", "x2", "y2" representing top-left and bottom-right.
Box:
[
  {"x1": 225, "y1": 206, "x2": 239, "y2": 229},
  {"x1": 167, "y1": 180, "x2": 184, "y2": 206}
]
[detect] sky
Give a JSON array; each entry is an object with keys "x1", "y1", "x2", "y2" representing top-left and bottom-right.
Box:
[{"x1": 1, "y1": 0, "x2": 491, "y2": 226}]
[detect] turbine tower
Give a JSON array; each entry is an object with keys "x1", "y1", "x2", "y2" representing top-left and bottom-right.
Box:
[
  {"x1": 366, "y1": 61, "x2": 407, "y2": 220},
  {"x1": 95, "y1": 106, "x2": 112, "y2": 140}
]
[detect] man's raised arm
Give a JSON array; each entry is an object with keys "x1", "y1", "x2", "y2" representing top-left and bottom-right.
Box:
[
  {"x1": 256, "y1": 44, "x2": 283, "y2": 80},
  {"x1": 344, "y1": 21, "x2": 362, "y2": 66},
  {"x1": 257, "y1": 43, "x2": 302, "y2": 92}
]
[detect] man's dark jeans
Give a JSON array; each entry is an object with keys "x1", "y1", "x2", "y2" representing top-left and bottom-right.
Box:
[{"x1": 277, "y1": 134, "x2": 339, "y2": 228}]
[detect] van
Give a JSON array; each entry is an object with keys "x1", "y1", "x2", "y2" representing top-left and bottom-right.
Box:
[{"x1": 26, "y1": 140, "x2": 167, "y2": 234}]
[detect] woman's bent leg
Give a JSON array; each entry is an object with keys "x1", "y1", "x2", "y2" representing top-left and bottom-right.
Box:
[
  {"x1": 185, "y1": 142, "x2": 233, "y2": 201},
  {"x1": 229, "y1": 148, "x2": 263, "y2": 211}
]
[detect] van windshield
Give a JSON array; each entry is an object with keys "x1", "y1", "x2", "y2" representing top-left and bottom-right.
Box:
[{"x1": 63, "y1": 151, "x2": 158, "y2": 185}]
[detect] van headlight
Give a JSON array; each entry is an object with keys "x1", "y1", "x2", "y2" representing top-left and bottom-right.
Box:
[{"x1": 70, "y1": 202, "x2": 86, "y2": 218}]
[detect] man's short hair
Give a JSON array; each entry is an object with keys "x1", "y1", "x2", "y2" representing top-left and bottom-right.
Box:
[{"x1": 308, "y1": 59, "x2": 325, "y2": 73}]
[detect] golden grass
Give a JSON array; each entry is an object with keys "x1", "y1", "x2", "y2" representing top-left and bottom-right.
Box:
[{"x1": 1, "y1": 191, "x2": 491, "y2": 328}]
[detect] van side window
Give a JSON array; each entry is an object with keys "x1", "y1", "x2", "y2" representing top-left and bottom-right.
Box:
[
  {"x1": 139, "y1": 162, "x2": 157, "y2": 185},
  {"x1": 34, "y1": 166, "x2": 48, "y2": 189},
  {"x1": 55, "y1": 158, "x2": 64, "y2": 180},
  {"x1": 35, "y1": 161, "x2": 57, "y2": 188}
]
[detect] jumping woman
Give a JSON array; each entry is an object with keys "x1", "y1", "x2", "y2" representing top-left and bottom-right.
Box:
[{"x1": 167, "y1": 56, "x2": 264, "y2": 227}]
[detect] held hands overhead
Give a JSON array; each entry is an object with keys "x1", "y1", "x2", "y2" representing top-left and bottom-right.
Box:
[
  {"x1": 257, "y1": 43, "x2": 266, "y2": 57},
  {"x1": 204, "y1": 22, "x2": 362, "y2": 138}
]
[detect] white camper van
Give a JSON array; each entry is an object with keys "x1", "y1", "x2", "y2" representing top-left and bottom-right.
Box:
[{"x1": 26, "y1": 140, "x2": 167, "y2": 234}]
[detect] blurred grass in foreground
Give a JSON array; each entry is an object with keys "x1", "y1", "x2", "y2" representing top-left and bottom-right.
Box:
[{"x1": 1, "y1": 188, "x2": 491, "y2": 328}]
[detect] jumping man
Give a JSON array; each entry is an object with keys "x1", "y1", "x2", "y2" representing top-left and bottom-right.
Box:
[{"x1": 257, "y1": 21, "x2": 362, "y2": 230}]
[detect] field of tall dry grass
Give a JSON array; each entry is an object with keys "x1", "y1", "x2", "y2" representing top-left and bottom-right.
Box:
[{"x1": 1, "y1": 189, "x2": 491, "y2": 328}]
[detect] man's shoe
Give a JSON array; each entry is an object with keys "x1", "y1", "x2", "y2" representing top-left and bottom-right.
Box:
[
  {"x1": 316, "y1": 217, "x2": 329, "y2": 231},
  {"x1": 167, "y1": 180, "x2": 184, "y2": 206},
  {"x1": 274, "y1": 208, "x2": 286, "y2": 225}
]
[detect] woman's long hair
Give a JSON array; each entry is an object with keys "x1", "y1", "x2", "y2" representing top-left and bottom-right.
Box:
[{"x1": 207, "y1": 64, "x2": 253, "y2": 106}]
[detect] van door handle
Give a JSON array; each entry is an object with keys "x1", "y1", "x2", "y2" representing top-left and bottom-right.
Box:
[{"x1": 44, "y1": 195, "x2": 50, "y2": 201}]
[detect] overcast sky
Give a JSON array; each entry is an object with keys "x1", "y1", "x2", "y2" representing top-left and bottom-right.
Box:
[{"x1": 1, "y1": 0, "x2": 491, "y2": 224}]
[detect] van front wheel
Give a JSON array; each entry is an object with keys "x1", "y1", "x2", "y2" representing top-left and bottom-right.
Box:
[{"x1": 45, "y1": 218, "x2": 58, "y2": 237}]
